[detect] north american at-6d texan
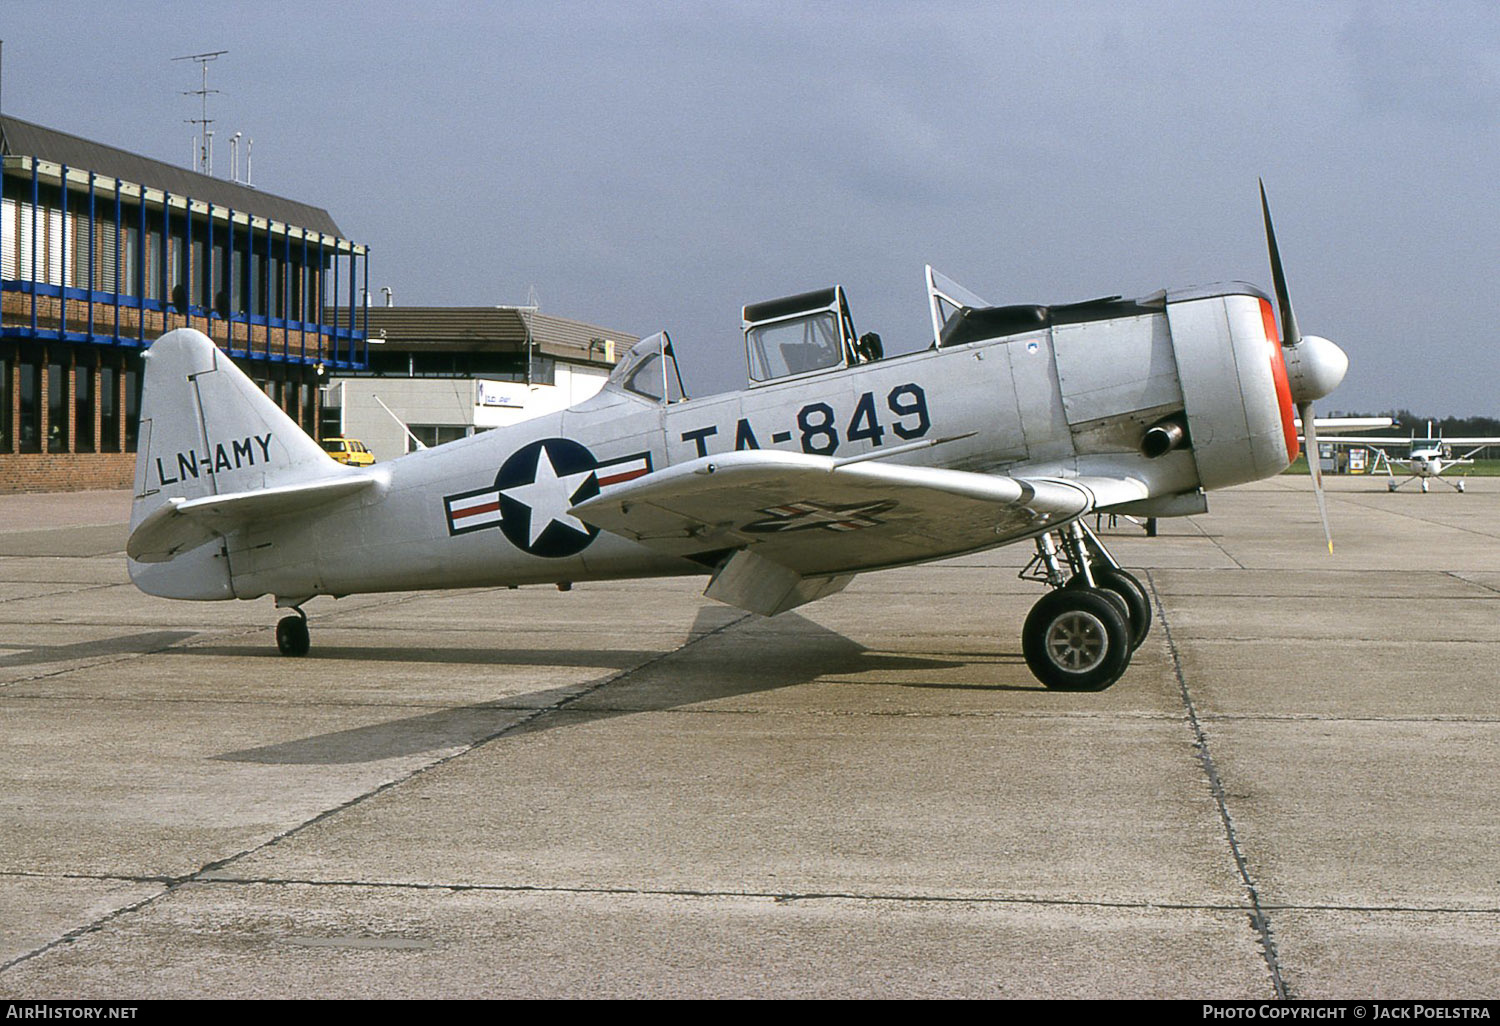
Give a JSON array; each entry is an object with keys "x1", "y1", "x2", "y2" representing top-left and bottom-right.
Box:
[{"x1": 126, "y1": 186, "x2": 1348, "y2": 691}]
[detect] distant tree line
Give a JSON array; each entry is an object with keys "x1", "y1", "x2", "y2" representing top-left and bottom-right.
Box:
[{"x1": 1332, "y1": 410, "x2": 1500, "y2": 437}]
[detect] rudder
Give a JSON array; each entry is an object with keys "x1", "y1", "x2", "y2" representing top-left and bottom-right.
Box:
[{"x1": 128, "y1": 329, "x2": 341, "y2": 599}]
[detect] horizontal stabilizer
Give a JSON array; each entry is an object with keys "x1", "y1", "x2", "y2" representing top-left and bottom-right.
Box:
[{"x1": 127, "y1": 474, "x2": 377, "y2": 563}]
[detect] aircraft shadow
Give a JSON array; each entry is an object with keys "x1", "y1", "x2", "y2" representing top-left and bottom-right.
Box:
[
  {"x1": 181, "y1": 644, "x2": 670, "y2": 670},
  {"x1": 0, "y1": 630, "x2": 197, "y2": 667},
  {"x1": 214, "y1": 608, "x2": 1038, "y2": 765}
]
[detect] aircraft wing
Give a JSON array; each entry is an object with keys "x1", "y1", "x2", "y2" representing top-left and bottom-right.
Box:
[
  {"x1": 1310, "y1": 435, "x2": 1500, "y2": 447},
  {"x1": 127, "y1": 475, "x2": 378, "y2": 562},
  {"x1": 571, "y1": 450, "x2": 1104, "y2": 594},
  {"x1": 1303, "y1": 436, "x2": 1405, "y2": 447},
  {"x1": 1294, "y1": 417, "x2": 1394, "y2": 434}
]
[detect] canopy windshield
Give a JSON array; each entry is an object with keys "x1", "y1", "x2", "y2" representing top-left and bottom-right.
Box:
[{"x1": 606, "y1": 332, "x2": 687, "y2": 404}]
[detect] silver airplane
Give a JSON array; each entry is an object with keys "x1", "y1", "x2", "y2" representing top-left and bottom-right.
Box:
[
  {"x1": 1315, "y1": 422, "x2": 1500, "y2": 492},
  {"x1": 126, "y1": 186, "x2": 1348, "y2": 692}
]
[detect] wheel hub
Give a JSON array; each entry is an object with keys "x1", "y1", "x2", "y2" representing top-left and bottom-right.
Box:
[{"x1": 1045, "y1": 610, "x2": 1107, "y2": 673}]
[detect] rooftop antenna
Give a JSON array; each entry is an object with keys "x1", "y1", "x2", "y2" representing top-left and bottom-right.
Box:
[
  {"x1": 173, "y1": 49, "x2": 227, "y2": 175},
  {"x1": 522, "y1": 285, "x2": 540, "y2": 387}
]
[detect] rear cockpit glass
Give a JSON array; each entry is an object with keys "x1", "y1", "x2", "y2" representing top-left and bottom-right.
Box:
[{"x1": 746, "y1": 311, "x2": 843, "y2": 382}]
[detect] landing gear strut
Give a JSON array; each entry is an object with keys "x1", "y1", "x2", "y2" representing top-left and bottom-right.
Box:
[
  {"x1": 1019, "y1": 522, "x2": 1150, "y2": 690},
  {"x1": 275, "y1": 608, "x2": 310, "y2": 657}
]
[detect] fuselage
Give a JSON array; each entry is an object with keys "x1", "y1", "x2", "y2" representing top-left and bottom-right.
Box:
[{"x1": 130, "y1": 283, "x2": 1301, "y2": 604}]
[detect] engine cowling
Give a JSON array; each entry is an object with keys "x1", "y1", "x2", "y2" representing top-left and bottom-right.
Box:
[{"x1": 1166, "y1": 286, "x2": 1308, "y2": 491}]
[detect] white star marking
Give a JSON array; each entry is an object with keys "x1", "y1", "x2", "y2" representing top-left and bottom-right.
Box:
[{"x1": 502, "y1": 446, "x2": 596, "y2": 547}]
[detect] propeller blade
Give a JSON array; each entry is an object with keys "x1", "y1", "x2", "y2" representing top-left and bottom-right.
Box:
[
  {"x1": 1260, "y1": 179, "x2": 1302, "y2": 348},
  {"x1": 1300, "y1": 401, "x2": 1334, "y2": 555}
]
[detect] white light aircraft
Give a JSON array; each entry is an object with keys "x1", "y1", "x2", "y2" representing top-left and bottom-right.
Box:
[
  {"x1": 1314, "y1": 422, "x2": 1500, "y2": 492},
  {"x1": 126, "y1": 186, "x2": 1348, "y2": 691}
]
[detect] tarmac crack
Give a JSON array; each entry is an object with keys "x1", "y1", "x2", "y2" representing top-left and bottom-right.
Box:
[
  {"x1": 1445, "y1": 570, "x2": 1500, "y2": 596},
  {"x1": 1330, "y1": 495, "x2": 1500, "y2": 541},
  {"x1": 74, "y1": 872, "x2": 1269, "y2": 913},
  {"x1": 8, "y1": 868, "x2": 1496, "y2": 916},
  {"x1": 1182, "y1": 518, "x2": 1248, "y2": 569},
  {"x1": 1146, "y1": 570, "x2": 1289, "y2": 1000}
]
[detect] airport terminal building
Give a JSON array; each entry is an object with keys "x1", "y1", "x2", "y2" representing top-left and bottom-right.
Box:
[
  {"x1": 325, "y1": 306, "x2": 637, "y2": 462},
  {"x1": 0, "y1": 114, "x2": 370, "y2": 493}
]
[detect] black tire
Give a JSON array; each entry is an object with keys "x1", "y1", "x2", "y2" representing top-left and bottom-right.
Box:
[
  {"x1": 1022, "y1": 588, "x2": 1131, "y2": 691},
  {"x1": 275, "y1": 615, "x2": 310, "y2": 657},
  {"x1": 1069, "y1": 567, "x2": 1151, "y2": 650}
]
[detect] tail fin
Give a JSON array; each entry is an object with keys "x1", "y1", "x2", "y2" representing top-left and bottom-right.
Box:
[
  {"x1": 131, "y1": 328, "x2": 333, "y2": 521},
  {"x1": 128, "y1": 329, "x2": 354, "y2": 598}
]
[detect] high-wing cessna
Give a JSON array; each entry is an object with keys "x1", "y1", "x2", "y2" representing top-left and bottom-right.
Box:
[
  {"x1": 126, "y1": 186, "x2": 1348, "y2": 692},
  {"x1": 1314, "y1": 422, "x2": 1500, "y2": 492}
]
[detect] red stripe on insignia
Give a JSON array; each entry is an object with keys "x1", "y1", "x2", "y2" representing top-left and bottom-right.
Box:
[{"x1": 597, "y1": 467, "x2": 647, "y2": 487}]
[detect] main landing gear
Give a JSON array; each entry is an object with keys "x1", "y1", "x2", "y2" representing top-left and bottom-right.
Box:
[
  {"x1": 1019, "y1": 522, "x2": 1151, "y2": 691},
  {"x1": 275, "y1": 607, "x2": 310, "y2": 657}
]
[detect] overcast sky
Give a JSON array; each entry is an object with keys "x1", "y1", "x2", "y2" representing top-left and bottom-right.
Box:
[{"x1": 3, "y1": 0, "x2": 1497, "y2": 414}]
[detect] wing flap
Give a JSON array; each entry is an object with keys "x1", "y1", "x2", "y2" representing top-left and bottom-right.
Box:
[
  {"x1": 127, "y1": 474, "x2": 377, "y2": 563},
  {"x1": 572, "y1": 451, "x2": 1094, "y2": 577}
]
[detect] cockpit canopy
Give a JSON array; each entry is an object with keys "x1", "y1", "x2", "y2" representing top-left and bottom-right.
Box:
[
  {"x1": 743, "y1": 285, "x2": 880, "y2": 385},
  {"x1": 605, "y1": 331, "x2": 687, "y2": 404}
]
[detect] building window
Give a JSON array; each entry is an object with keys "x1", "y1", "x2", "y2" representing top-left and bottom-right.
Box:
[
  {"x1": 250, "y1": 249, "x2": 262, "y2": 317},
  {"x1": 47, "y1": 357, "x2": 68, "y2": 453},
  {"x1": 96, "y1": 216, "x2": 118, "y2": 293},
  {"x1": 122, "y1": 224, "x2": 139, "y2": 300},
  {"x1": 0, "y1": 354, "x2": 11, "y2": 452},
  {"x1": 19, "y1": 356, "x2": 41, "y2": 454},
  {"x1": 300, "y1": 381, "x2": 318, "y2": 433},
  {"x1": 75, "y1": 362, "x2": 95, "y2": 453},
  {"x1": 124, "y1": 362, "x2": 141, "y2": 452},
  {"x1": 231, "y1": 246, "x2": 246, "y2": 315},
  {"x1": 100, "y1": 364, "x2": 118, "y2": 452},
  {"x1": 408, "y1": 425, "x2": 469, "y2": 452},
  {"x1": 213, "y1": 241, "x2": 229, "y2": 317},
  {"x1": 168, "y1": 235, "x2": 185, "y2": 310},
  {"x1": 191, "y1": 234, "x2": 205, "y2": 311},
  {"x1": 269, "y1": 254, "x2": 282, "y2": 319}
]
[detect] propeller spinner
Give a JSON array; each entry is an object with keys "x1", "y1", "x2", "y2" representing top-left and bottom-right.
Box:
[{"x1": 1260, "y1": 180, "x2": 1348, "y2": 553}]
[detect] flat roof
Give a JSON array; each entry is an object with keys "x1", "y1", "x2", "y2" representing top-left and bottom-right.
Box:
[
  {"x1": 1, "y1": 114, "x2": 345, "y2": 237},
  {"x1": 346, "y1": 306, "x2": 639, "y2": 363}
]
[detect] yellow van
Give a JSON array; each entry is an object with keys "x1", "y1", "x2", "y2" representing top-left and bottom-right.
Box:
[{"x1": 321, "y1": 437, "x2": 375, "y2": 466}]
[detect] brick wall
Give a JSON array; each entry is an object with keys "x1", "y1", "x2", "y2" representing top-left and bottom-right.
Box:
[{"x1": 0, "y1": 453, "x2": 134, "y2": 494}]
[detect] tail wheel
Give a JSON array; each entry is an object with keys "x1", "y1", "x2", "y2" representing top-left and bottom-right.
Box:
[
  {"x1": 1068, "y1": 567, "x2": 1151, "y2": 650},
  {"x1": 276, "y1": 614, "x2": 310, "y2": 657},
  {"x1": 1022, "y1": 588, "x2": 1131, "y2": 691}
]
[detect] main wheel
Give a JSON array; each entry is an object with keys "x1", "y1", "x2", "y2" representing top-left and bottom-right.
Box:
[
  {"x1": 1022, "y1": 589, "x2": 1131, "y2": 691},
  {"x1": 275, "y1": 614, "x2": 310, "y2": 657},
  {"x1": 1069, "y1": 567, "x2": 1151, "y2": 650}
]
